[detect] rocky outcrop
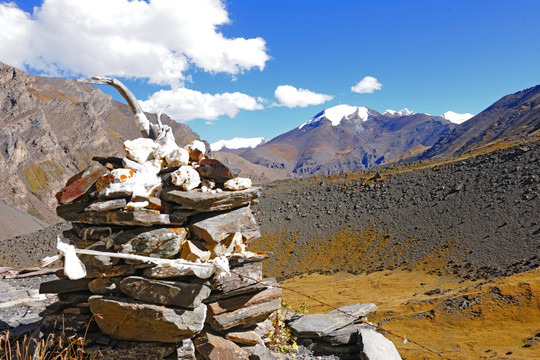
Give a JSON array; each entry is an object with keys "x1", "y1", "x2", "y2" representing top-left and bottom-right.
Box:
[{"x1": 0, "y1": 62, "x2": 200, "y2": 224}]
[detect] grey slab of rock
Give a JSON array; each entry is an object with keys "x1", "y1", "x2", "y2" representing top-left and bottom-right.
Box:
[
  {"x1": 175, "y1": 338, "x2": 196, "y2": 360},
  {"x1": 120, "y1": 276, "x2": 211, "y2": 309},
  {"x1": 143, "y1": 266, "x2": 207, "y2": 280},
  {"x1": 0, "y1": 289, "x2": 37, "y2": 303},
  {"x1": 85, "y1": 198, "x2": 127, "y2": 212},
  {"x1": 358, "y1": 327, "x2": 402, "y2": 360},
  {"x1": 207, "y1": 286, "x2": 282, "y2": 317},
  {"x1": 193, "y1": 332, "x2": 249, "y2": 360},
  {"x1": 191, "y1": 206, "x2": 260, "y2": 243},
  {"x1": 71, "y1": 209, "x2": 190, "y2": 226},
  {"x1": 205, "y1": 279, "x2": 275, "y2": 302},
  {"x1": 39, "y1": 278, "x2": 91, "y2": 294},
  {"x1": 85, "y1": 340, "x2": 176, "y2": 360},
  {"x1": 322, "y1": 323, "x2": 370, "y2": 345},
  {"x1": 208, "y1": 298, "x2": 281, "y2": 331},
  {"x1": 211, "y1": 262, "x2": 262, "y2": 292},
  {"x1": 289, "y1": 303, "x2": 377, "y2": 338},
  {"x1": 243, "y1": 344, "x2": 278, "y2": 360},
  {"x1": 113, "y1": 226, "x2": 188, "y2": 258},
  {"x1": 161, "y1": 186, "x2": 260, "y2": 212},
  {"x1": 88, "y1": 295, "x2": 206, "y2": 342}
]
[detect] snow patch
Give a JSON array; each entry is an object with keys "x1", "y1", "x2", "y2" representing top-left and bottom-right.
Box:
[
  {"x1": 299, "y1": 105, "x2": 371, "y2": 129},
  {"x1": 442, "y1": 111, "x2": 474, "y2": 124},
  {"x1": 383, "y1": 108, "x2": 416, "y2": 117},
  {"x1": 211, "y1": 137, "x2": 268, "y2": 151}
]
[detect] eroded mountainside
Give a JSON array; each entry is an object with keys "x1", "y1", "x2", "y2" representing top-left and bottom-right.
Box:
[
  {"x1": 0, "y1": 62, "x2": 199, "y2": 223},
  {"x1": 252, "y1": 139, "x2": 540, "y2": 280}
]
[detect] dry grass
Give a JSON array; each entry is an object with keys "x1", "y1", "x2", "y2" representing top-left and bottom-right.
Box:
[{"x1": 280, "y1": 268, "x2": 540, "y2": 359}]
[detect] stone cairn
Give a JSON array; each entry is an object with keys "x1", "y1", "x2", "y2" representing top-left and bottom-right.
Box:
[{"x1": 38, "y1": 136, "x2": 282, "y2": 360}]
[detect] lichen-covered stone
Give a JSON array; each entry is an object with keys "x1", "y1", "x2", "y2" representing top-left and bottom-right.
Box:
[{"x1": 113, "y1": 226, "x2": 187, "y2": 258}]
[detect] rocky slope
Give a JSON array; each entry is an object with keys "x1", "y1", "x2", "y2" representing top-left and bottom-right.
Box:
[
  {"x1": 0, "y1": 62, "x2": 200, "y2": 224},
  {"x1": 252, "y1": 139, "x2": 540, "y2": 280},
  {"x1": 241, "y1": 105, "x2": 456, "y2": 176},
  {"x1": 420, "y1": 85, "x2": 540, "y2": 159}
]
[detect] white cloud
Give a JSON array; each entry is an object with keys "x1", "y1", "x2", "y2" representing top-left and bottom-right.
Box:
[
  {"x1": 141, "y1": 88, "x2": 264, "y2": 122},
  {"x1": 0, "y1": 0, "x2": 269, "y2": 86},
  {"x1": 351, "y1": 76, "x2": 382, "y2": 94},
  {"x1": 274, "y1": 85, "x2": 333, "y2": 108}
]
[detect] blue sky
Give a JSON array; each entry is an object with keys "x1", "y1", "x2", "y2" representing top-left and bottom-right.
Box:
[{"x1": 1, "y1": 0, "x2": 539, "y2": 143}]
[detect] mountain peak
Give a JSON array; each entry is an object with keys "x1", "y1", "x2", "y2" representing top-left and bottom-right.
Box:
[
  {"x1": 299, "y1": 105, "x2": 372, "y2": 129},
  {"x1": 210, "y1": 137, "x2": 268, "y2": 151},
  {"x1": 383, "y1": 108, "x2": 416, "y2": 117}
]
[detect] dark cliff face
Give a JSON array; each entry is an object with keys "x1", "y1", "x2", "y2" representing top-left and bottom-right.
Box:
[
  {"x1": 0, "y1": 62, "x2": 200, "y2": 223},
  {"x1": 420, "y1": 85, "x2": 540, "y2": 159}
]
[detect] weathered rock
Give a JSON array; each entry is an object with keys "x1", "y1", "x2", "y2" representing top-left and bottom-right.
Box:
[
  {"x1": 85, "y1": 198, "x2": 128, "y2": 212},
  {"x1": 322, "y1": 323, "x2": 370, "y2": 345},
  {"x1": 39, "y1": 313, "x2": 97, "y2": 332},
  {"x1": 243, "y1": 345, "x2": 278, "y2": 360},
  {"x1": 193, "y1": 332, "x2": 249, "y2": 360},
  {"x1": 289, "y1": 303, "x2": 378, "y2": 338},
  {"x1": 113, "y1": 226, "x2": 188, "y2": 258},
  {"x1": 175, "y1": 338, "x2": 196, "y2": 360},
  {"x1": 196, "y1": 159, "x2": 233, "y2": 182},
  {"x1": 180, "y1": 240, "x2": 211, "y2": 262},
  {"x1": 224, "y1": 178, "x2": 252, "y2": 191},
  {"x1": 88, "y1": 277, "x2": 123, "y2": 295},
  {"x1": 210, "y1": 262, "x2": 262, "y2": 292},
  {"x1": 124, "y1": 138, "x2": 158, "y2": 164},
  {"x1": 143, "y1": 266, "x2": 208, "y2": 280},
  {"x1": 253, "y1": 318, "x2": 274, "y2": 339},
  {"x1": 85, "y1": 341, "x2": 176, "y2": 360},
  {"x1": 85, "y1": 264, "x2": 136, "y2": 278},
  {"x1": 358, "y1": 327, "x2": 402, "y2": 360},
  {"x1": 88, "y1": 296, "x2": 206, "y2": 342},
  {"x1": 39, "y1": 278, "x2": 91, "y2": 294},
  {"x1": 207, "y1": 298, "x2": 281, "y2": 331},
  {"x1": 165, "y1": 146, "x2": 190, "y2": 167},
  {"x1": 161, "y1": 186, "x2": 260, "y2": 212},
  {"x1": 311, "y1": 342, "x2": 360, "y2": 356},
  {"x1": 120, "y1": 276, "x2": 211, "y2": 309},
  {"x1": 56, "y1": 163, "x2": 109, "y2": 205},
  {"x1": 207, "y1": 286, "x2": 282, "y2": 317},
  {"x1": 225, "y1": 331, "x2": 265, "y2": 346},
  {"x1": 171, "y1": 166, "x2": 201, "y2": 191},
  {"x1": 65, "y1": 209, "x2": 189, "y2": 226},
  {"x1": 191, "y1": 206, "x2": 260, "y2": 244}
]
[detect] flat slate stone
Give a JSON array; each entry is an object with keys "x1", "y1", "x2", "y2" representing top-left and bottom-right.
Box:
[
  {"x1": 56, "y1": 163, "x2": 109, "y2": 205},
  {"x1": 85, "y1": 340, "x2": 176, "y2": 360},
  {"x1": 211, "y1": 262, "x2": 262, "y2": 292},
  {"x1": 85, "y1": 198, "x2": 127, "y2": 212},
  {"x1": 113, "y1": 226, "x2": 188, "y2": 258},
  {"x1": 61, "y1": 209, "x2": 190, "y2": 226},
  {"x1": 358, "y1": 327, "x2": 402, "y2": 360},
  {"x1": 161, "y1": 186, "x2": 260, "y2": 212},
  {"x1": 289, "y1": 303, "x2": 377, "y2": 338},
  {"x1": 322, "y1": 323, "x2": 370, "y2": 345},
  {"x1": 39, "y1": 278, "x2": 91, "y2": 294},
  {"x1": 193, "y1": 332, "x2": 249, "y2": 360},
  {"x1": 191, "y1": 206, "x2": 260, "y2": 243},
  {"x1": 208, "y1": 298, "x2": 281, "y2": 332},
  {"x1": 120, "y1": 276, "x2": 211, "y2": 309},
  {"x1": 207, "y1": 285, "x2": 282, "y2": 317},
  {"x1": 89, "y1": 295, "x2": 206, "y2": 343},
  {"x1": 88, "y1": 277, "x2": 122, "y2": 295}
]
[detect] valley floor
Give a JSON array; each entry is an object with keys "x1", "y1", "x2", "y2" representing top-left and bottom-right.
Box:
[{"x1": 280, "y1": 268, "x2": 540, "y2": 360}]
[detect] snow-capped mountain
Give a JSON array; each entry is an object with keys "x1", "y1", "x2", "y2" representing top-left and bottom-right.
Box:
[
  {"x1": 211, "y1": 137, "x2": 268, "y2": 152},
  {"x1": 442, "y1": 111, "x2": 474, "y2": 124},
  {"x1": 383, "y1": 108, "x2": 416, "y2": 117},
  {"x1": 241, "y1": 104, "x2": 456, "y2": 175},
  {"x1": 299, "y1": 105, "x2": 372, "y2": 129}
]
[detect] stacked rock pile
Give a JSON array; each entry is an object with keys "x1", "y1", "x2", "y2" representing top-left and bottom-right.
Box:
[{"x1": 38, "y1": 138, "x2": 282, "y2": 360}]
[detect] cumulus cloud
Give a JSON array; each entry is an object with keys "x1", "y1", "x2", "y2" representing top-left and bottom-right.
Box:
[
  {"x1": 141, "y1": 88, "x2": 264, "y2": 122},
  {"x1": 274, "y1": 85, "x2": 333, "y2": 108},
  {"x1": 0, "y1": 0, "x2": 269, "y2": 86},
  {"x1": 351, "y1": 76, "x2": 382, "y2": 94}
]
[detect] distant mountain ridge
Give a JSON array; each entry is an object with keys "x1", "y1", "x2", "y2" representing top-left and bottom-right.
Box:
[
  {"x1": 420, "y1": 85, "x2": 540, "y2": 159},
  {"x1": 240, "y1": 105, "x2": 457, "y2": 175}
]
